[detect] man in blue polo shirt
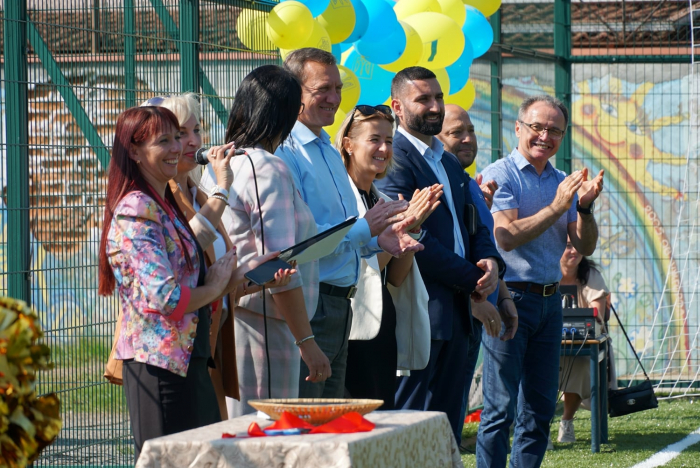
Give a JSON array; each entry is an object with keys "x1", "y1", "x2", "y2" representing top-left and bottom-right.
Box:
[
  {"x1": 437, "y1": 104, "x2": 518, "y2": 451},
  {"x1": 477, "y1": 95, "x2": 604, "y2": 468}
]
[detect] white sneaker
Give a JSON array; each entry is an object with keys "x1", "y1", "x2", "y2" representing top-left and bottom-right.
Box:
[{"x1": 557, "y1": 419, "x2": 576, "y2": 443}]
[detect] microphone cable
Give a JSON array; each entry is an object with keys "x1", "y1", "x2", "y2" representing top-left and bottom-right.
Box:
[{"x1": 245, "y1": 150, "x2": 273, "y2": 399}]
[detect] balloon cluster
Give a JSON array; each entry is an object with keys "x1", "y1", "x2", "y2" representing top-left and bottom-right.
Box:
[{"x1": 238, "y1": 0, "x2": 501, "y2": 134}]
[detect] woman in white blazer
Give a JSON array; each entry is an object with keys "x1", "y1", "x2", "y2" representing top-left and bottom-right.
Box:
[{"x1": 333, "y1": 105, "x2": 442, "y2": 409}]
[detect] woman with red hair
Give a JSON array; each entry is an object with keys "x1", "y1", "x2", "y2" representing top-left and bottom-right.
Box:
[{"x1": 98, "y1": 106, "x2": 276, "y2": 459}]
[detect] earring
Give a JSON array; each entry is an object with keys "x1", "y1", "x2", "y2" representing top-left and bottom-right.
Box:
[
  {"x1": 348, "y1": 151, "x2": 353, "y2": 156},
  {"x1": 136, "y1": 160, "x2": 141, "y2": 164}
]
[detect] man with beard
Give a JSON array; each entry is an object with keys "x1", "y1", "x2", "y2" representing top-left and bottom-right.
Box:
[
  {"x1": 437, "y1": 105, "x2": 518, "y2": 451},
  {"x1": 376, "y1": 67, "x2": 505, "y2": 443}
]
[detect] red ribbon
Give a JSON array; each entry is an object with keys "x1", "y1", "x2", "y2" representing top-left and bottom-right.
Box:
[
  {"x1": 234, "y1": 411, "x2": 375, "y2": 438},
  {"x1": 464, "y1": 409, "x2": 482, "y2": 424}
]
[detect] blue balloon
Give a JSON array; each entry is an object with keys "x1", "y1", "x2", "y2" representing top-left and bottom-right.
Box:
[
  {"x1": 463, "y1": 5, "x2": 493, "y2": 58},
  {"x1": 343, "y1": 48, "x2": 393, "y2": 106},
  {"x1": 331, "y1": 44, "x2": 343, "y2": 63},
  {"x1": 343, "y1": 0, "x2": 370, "y2": 44},
  {"x1": 445, "y1": 36, "x2": 474, "y2": 94},
  {"x1": 355, "y1": 24, "x2": 406, "y2": 65},
  {"x1": 338, "y1": 42, "x2": 353, "y2": 52},
  {"x1": 286, "y1": 0, "x2": 330, "y2": 18},
  {"x1": 359, "y1": 0, "x2": 401, "y2": 44}
]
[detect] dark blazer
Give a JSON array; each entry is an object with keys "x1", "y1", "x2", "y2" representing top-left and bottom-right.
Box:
[{"x1": 376, "y1": 131, "x2": 504, "y2": 341}]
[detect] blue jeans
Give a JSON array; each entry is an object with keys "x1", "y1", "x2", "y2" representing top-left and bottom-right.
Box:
[
  {"x1": 460, "y1": 320, "x2": 483, "y2": 427},
  {"x1": 477, "y1": 289, "x2": 563, "y2": 468}
]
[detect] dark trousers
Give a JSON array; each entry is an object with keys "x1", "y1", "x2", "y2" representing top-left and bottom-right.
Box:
[
  {"x1": 395, "y1": 293, "x2": 472, "y2": 444},
  {"x1": 345, "y1": 285, "x2": 398, "y2": 410},
  {"x1": 298, "y1": 292, "x2": 353, "y2": 398},
  {"x1": 122, "y1": 357, "x2": 220, "y2": 461}
]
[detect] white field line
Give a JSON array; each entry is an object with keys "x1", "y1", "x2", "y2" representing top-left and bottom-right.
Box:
[{"x1": 629, "y1": 426, "x2": 700, "y2": 468}]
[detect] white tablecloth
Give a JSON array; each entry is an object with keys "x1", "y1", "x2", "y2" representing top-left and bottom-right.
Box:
[{"x1": 137, "y1": 410, "x2": 464, "y2": 468}]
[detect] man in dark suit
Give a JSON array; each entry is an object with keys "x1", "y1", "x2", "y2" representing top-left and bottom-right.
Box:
[{"x1": 376, "y1": 67, "x2": 505, "y2": 443}]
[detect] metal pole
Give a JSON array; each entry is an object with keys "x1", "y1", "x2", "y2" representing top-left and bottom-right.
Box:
[
  {"x1": 180, "y1": 0, "x2": 200, "y2": 93},
  {"x1": 125, "y1": 0, "x2": 136, "y2": 107},
  {"x1": 490, "y1": 10, "x2": 503, "y2": 163},
  {"x1": 4, "y1": 0, "x2": 31, "y2": 303},
  {"x1": 554, "y1": 0, "x2": 572, "y2": 173}
]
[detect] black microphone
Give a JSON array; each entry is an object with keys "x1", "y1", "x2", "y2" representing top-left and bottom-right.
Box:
[{"x1": 194, "y1": 147, "x2": 247, "y2": 165}]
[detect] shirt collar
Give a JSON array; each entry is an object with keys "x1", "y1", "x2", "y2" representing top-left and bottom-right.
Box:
[
  {"x1": 398, "y1": 126, "x2": 444, "y2": 161},
  {"x1": 512, "y1": 148, "x2": 554, "y2": 176},
  {"x1": 289, "y1": 120, "x2": 331, "y2": 146}
]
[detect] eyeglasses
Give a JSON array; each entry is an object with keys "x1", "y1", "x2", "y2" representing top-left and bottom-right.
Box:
[
  {"x1": 518, "y1": 120, "x2": 565, "y2": 140},
  {"x1": 343, "y1": 105, "x2": 393, "y2": 138}
]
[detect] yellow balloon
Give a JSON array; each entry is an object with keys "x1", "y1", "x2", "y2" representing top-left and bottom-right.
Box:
[
  {"x1": 394, "y1": 0, "x2": 442, "y2": 19},
  {"x1": 379, "y1": 21, "x2": 422, "y2": 73},
  {"x1": 438, "y1": 0, "x2": 466, "y2": 26},
  {"x1": 279, "y1": 48, "x2": 293, "y2": 60},
  {"x1": 318, "y1": 0, "x2": 356, "y2": 44},
  {"x1": 465, "y1": 163, "x2": 476, "y2": 178},
  {"x1": 338, "y1": 65, "x2": 361, "y2": 113},
  {"x1": 323, "y1": 109, "x2": 348, "y2": 143},
  {"x1": 238, "y1": 10, "x2": 277, "y2": 51},
  {"x1": 383, "y1": 97, "x2": 392, "y2": 107},
  {"x1": 266, "y1": 1, "x2": 314, "y2": 50},
  {"x1": 433, "y1": 68, "x2": 451, "y2": 95},
  {"x1": 280, "y1": 20, "x2": 332, "y2": 57},
  {"x1": 402, "y1": 13, "x2": 464, "y2": 69},
  {"x1": 445, "y1": 80, "x2": 475, "y2": 110},
  {"x1": 306, "y1": 20, "x2": 333, "y2": 52},
  {"x1": 463, "y1": 0, "x2": 501, "y2": 18}
]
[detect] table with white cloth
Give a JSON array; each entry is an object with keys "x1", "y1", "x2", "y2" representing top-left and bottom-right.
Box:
[{"x1": 137, "y1": 409, "x2": 464, "y2": 468}]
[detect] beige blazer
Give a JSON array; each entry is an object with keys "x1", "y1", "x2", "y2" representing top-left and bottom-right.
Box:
[
  {"x1": 170, "y1": 179, "x2": 240, "y2": 417},
  {"x1": 347, "y1": 177, "x2": 431, "y2": 371}
]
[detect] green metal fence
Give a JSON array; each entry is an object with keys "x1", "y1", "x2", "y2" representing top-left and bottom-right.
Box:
[
  {"x1": 1, "y1": 1, "x2": 279, "y2": 465},
  {"x1": 1, "y1": 0, "x2": 698, "y2": 466}
]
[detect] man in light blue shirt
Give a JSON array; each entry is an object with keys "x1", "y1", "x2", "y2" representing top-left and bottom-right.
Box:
[
  {"x1": 477, "y1": 95, "x2": 604, "y2": 468},
  {"x1": 277, "y1": 48, "x2": 422, "y2": 398}
]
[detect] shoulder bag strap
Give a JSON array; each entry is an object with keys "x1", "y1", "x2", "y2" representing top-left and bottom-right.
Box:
[{"x1": 610, "y1": 303, "x2": 651, "y2": 380}]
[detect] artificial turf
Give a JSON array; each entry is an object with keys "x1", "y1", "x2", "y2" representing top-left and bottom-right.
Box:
[{"x1": 460, "y1": 397, "x2": 700, "y2": 468}]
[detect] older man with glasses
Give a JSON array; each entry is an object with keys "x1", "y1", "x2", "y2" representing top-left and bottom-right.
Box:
[{"x1": 476, "y1": 95, "x2": 604, "y2": 468}]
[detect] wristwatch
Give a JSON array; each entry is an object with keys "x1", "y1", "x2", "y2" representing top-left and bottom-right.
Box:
[
  {"x1": 211, "y1": 185, "x2": 229, "y2": 199},
  {"x1": 576, "y1": 200, "x2": 594, "y2": 215}
]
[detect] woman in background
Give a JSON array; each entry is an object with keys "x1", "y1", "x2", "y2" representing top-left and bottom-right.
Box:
[
  {"x1": 219, "y1": 65, "x2": 331, "y2": 417},
  {"x1": 557, "y1": 239, "x2": 610, "y2": 443},
  {"x1": 147, "y1": 93, "x2": 239, "y2": 419},
  {"x1": 98, "y1": 106, "x2": 276, "y2": 458},
  {"x1": 334, "y1": 104, "x2": 441, "y2": 408}
]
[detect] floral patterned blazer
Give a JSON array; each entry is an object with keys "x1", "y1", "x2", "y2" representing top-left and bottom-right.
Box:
[{"x1": 107, "y1": 190, "x2": 201, "y2": 377}]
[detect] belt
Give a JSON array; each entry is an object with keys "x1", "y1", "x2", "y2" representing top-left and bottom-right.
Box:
[
  {"x1": 507, "y1": 281, "x2": 559, "y2": 297},
  {"x1": 319, "y1": 282, "x2": 357, "y2": 299}
]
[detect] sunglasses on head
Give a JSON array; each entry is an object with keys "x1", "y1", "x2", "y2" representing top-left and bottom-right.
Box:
[
  {"x1": 343, "y1": 105, "x2": 393, "y2": 138},
  {"x1": 141, "y1": 95, "x2": 170, "y2": 107}
]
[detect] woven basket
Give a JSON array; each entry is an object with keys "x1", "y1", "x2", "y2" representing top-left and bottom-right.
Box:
[{"x1": 248, "y1": 398, "x2": 383, "y2": 425}]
